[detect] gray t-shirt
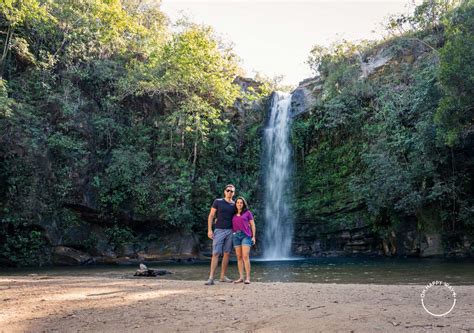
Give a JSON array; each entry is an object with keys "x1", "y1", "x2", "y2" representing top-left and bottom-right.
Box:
[{"x1": 212, "y1": 198, "x2": 235, "y2": 229}]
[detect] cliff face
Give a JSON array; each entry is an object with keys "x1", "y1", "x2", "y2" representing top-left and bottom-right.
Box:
[
  {"x1": 288, "y1": 35, "x2": 474, "y2": 258},
  {"x1": 290, "y1": 77, "x2": 320, "y2": 118}
]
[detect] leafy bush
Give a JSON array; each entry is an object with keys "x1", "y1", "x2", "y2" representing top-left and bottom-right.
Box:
[
  {"x1": 1, "y1": 230, "x2": 49, "y2": 266},
  {"x1": 104, "y1": 225, "x2": 135, "y2": 251}
]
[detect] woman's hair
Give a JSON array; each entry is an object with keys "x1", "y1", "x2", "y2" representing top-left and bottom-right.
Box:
[{"x1": 234, "y1": 196, "x2": 249, "y2": 214}]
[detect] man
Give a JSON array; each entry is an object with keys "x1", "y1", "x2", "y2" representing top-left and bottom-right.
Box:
[{"x1": 205, "y1": 184, "x2": 236, "y2": 285}]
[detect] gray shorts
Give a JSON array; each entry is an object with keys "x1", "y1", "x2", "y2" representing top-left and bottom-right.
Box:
[{"x1": 212, "y1": 228, "x2": 233, "y2": 255}]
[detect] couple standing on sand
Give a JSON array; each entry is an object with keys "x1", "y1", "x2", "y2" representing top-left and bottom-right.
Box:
[{"x1": 205, "y1": 184, "x2": 256, "y2": 285}]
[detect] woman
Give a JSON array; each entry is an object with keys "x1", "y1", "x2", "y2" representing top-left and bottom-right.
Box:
[{"x1": 232, "y1": 197, "x2": 256, "y2": 284}]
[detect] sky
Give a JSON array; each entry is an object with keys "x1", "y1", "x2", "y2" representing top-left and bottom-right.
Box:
[{"x1": 161, "y1": 0, "x2": 417, "y2": 86}]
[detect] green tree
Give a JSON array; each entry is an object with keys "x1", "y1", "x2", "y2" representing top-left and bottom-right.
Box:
[{"x1": 435, "y1": 0, "x2": 474, "y2": 145}]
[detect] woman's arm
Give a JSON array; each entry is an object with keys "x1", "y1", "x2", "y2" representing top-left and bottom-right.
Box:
[{"x1": 250, "y1": 219, "x2": 256, "y2": 244}]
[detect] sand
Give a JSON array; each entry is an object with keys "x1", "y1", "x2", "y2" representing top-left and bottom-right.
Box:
[{"x1": 0, "y1": 276, "x2": 473, "y2": 332}]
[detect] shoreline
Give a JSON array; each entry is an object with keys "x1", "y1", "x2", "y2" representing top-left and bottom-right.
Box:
[
  {"x1": 2, "y1": 254, "x2": 473, "y2": 273},
  {"x1": 0, "y1": 276, "x2": 473, "y2": 332},
  {"x1": 2, "y1": 256, "x2": 474, "y2": 286}
]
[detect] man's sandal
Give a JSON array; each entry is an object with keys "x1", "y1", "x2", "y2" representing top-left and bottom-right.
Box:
[
  {"x1": 219, "y1": 276, "x2": 233, "y2": 283},
  {"x1": 204, "y1": 278, "x2": 215, "y2": 285}
]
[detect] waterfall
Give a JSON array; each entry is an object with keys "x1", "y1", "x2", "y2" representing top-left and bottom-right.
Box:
[{"x1": 263, "y1": 92, "x2": 294, "y2": 260}]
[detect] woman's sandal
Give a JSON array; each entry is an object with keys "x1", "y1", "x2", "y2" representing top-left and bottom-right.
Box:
[
  {"x1": 244, "y1": 280, "x2": 251, "y2": 284},
  {"x1": 233, "y1": 278, "x2": 244, "y2": 283}
]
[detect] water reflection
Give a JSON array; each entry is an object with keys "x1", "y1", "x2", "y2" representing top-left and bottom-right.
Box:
[{"x1": 1, "y1": 257, "x2": 473, "y2": 285}]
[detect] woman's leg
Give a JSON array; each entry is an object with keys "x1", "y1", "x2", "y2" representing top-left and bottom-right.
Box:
[
  {"x1": 234, "y1": 246, "x2": 244, "y2": 281},
  {"x1": 242, "y1": 245, "x2": 251, "y2": 282}
]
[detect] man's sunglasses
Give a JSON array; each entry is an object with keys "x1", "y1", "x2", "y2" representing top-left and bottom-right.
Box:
[{"x1": 225, "y1": 189, "x2": 235, "y2": 193}]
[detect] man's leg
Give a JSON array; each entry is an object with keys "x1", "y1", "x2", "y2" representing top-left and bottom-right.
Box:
[
  {"x1": 209, "y1": 253, "x2": 220, "y2": 279},
  {"x1": 220, "y1": 252, "x2": 230, "y2": 280},
  {"x1": 219, "y1": 230, "x2": 233, "y2": 281},
  {"x1": 207, "y1": 229, "x2": 223, "y2": 284}
]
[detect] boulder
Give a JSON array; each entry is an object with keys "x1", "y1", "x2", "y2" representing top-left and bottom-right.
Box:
[
  {"x1": 293, "y1": 224, "x2": 381, "y2": 257},
  {"x1": 136, "y1": 232, "x2": 200, "y2": 260},
  {"x1": 290, "y1": 77, "x2": 320, "y2": 117},
  {"x1": 52, "y1": 246, "x2": 93, "y2": 266},
  {"x1": 359, "y1": 48, "x2": 393, "y2": 79},
  {"x1": 134, "y1": 263, "x2": 173, "y2": 277},
  {"x1": 350, "y1": 231, "x2": 366, "y2": 241},
  {"x1": 420, "y1": 233, "x2": 443, "y2": 257},
  {"x1": 340, "y1": 231, "x2": 351, "y2": 240}
]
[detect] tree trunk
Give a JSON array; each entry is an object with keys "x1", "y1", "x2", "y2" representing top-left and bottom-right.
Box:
[
  {"x1": 192, "y1": 136, "x2": 198, "y2": 180},
  {"x1": 451, "y1": 147, "x2": 456, "y2": 230},
  {"x1": 1, "y1": 25, "x2": 13, "y2": 78}
]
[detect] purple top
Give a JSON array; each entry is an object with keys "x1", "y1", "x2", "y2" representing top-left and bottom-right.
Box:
[{"x1": 232, "y1": 210, "x2": 254, "y2": 237}]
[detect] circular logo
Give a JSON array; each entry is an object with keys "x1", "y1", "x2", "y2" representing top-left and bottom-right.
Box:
[{"x1": 420, "y1": 281, "x2": 456, "y2": 317}]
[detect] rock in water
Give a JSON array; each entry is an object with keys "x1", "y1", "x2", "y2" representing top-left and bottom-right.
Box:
[{"x1": 134, "y1": 265, "x2": 172, "y2": 277}]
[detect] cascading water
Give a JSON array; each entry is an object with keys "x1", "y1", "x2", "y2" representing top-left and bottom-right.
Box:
[{"x1": 262, "y1": 92, "x2": 294, "y2": 260}]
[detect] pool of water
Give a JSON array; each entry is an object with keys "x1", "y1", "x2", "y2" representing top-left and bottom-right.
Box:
[{"x1": 1, "y1": 257, "x2": 473, "y2": 285}]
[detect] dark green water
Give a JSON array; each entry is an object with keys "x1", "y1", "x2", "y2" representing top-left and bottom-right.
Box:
[{"x1": 1, "y1": 257, "x2": 473, "y2": 285}]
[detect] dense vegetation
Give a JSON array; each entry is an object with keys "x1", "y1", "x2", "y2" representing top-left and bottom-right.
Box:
[
  {"x1": 1, "y1": 0, "x2": 472, "y2": 265},
  {"x1": 0, "y1": 0, "x2": 268, "y2": 265},
  {"x1": 293, "y1": 0, "x2": 473, "y2": 242}
]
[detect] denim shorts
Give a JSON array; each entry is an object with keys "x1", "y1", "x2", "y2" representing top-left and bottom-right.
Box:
[{"x1": 233, "y1": 231, "x2": 252, "y2": 248}]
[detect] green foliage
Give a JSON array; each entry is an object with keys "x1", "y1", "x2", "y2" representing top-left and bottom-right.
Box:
[
  {"x1": 3, "y1": 0, "x2": 470, "y2": 266},
  {"x1": 104, "y1": 225, "x2": 135, "y2": 251},
  {"x1": 1, "y1": 229, "x2": 49, "y2": 266},
  {"x1": 351, "y1": 57, "x2": 447, "y2": 220},
  {"x1": 307, "y1": 40, "x2": 362, "y2": 77},
  {"x1": 96, "y1": 147, "x2": 152, "y2": 212},
  {"x1": 159, "y1": 25, "x2": 240, "y2": 108},
  {"x1": 435, "y1": 0, "x2": 474, "y2": 145},
  {"x1": 0, "y1": 0, "x2": 267, "y2": 266},
  {"x1": 385, "y1": 0, "x2": 460, "y2": 35},
  {"x1": 294, "y1": 134, "x2": 366, "y2": 229},
  {"x1": 298, "y1": 0, "x2": 472, "y2": 234},
  {"x1": 81, "y1": 233, "x2": 99, "y2": 253},
  {"x1": 0, "y1": 79, "x2": 13, "y2": 116}
]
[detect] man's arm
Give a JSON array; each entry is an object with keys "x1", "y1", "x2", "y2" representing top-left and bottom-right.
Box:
[{"x1": 207, "y1": 207, "x2": 217, "y2": 239}]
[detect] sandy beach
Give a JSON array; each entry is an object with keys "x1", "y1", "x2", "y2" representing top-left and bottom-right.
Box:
[{"x1": 0, "y1": 276, "x2": 473, "y2": 332}]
